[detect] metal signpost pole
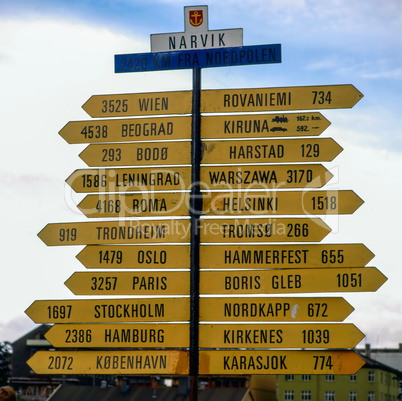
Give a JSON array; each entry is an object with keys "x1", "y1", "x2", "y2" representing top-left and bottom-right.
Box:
[{"x1": 189, "y1": 67, "x2": 201, "y2": 401}]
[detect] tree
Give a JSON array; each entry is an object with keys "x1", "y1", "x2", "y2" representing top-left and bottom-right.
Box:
[{"x1": 0, "y1": 342, "x2": 12, "y2": 386}]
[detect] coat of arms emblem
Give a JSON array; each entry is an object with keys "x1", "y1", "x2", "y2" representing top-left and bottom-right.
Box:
[{"x1": 189, "y1": 10, "x2": 203, "y2": 27}]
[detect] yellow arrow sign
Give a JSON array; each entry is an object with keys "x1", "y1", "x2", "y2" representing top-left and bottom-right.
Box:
[
  {"x1": 76, "y1": 243, "x2": 373, "y2": 269},
  {"x1": 201, "y1": 112, "x2": 331, "y2": 139},
  {"x1": 200, "y1": 268, "x2": 387, "y2": 295},
  {"x1": 201, "y1": 138, "x2": 343, "y2": 164},
  {"x1": 77, "y1": 245, "x2": 190, "y2": 269},
  {"x1": 59, "y1": 116, "x2": 191, "y2": 144},
  {"x1": 201, "y1": 85, "x2": 363, "y2": 113},
  {"x1": 38, "y1": 220, "x2": 190, "y2": 246},
  {"x1": 199, "y1": 297, "x2": 354, "y2": 322},
  {"x1": 66, "y1": 165, "x2": 331, "y2": 193},
  {"x1": 65, "y1": 271, "x2": 190, "y2": 296},
  {"x1": 200, "y1": 164, "x2": 333, "y2": 190},
  {"x1": 66, "y1": 166, "x2": 191, "y2": 193},
  {"x1": 199, "y1": 243, "x2": 374, "y2": 269},
  {"x1": 28, "y1": 350, "x2": 189, "y2": 375},
  {"x1": 79, "y1": 141, "x2": 191, "y2": 167},
  {"x1": 199, "y1": 218, "x2": 330, "y2": 243},
  {"x1": 203, "y1": 190, "x2": 363, "y2": 216},
  {"x1": 25, "y1": 298, "x2": 189, "y2": 323},
  {"x1": 199, "y1": 350, "x2": 364, "y2": 375},
  {"x1": 82, "y1": 91, "x2": 192, "y2": 117},
  {"x1": 45, "y1": 323, "x2": 189, "y2": 348},
  {"x1": 199, "y1": 323, "x2": 364, "y2": 349},
  {"x1": 78, "y1": 193, "x2": 190, "y2": 218},
  {"x1": 60, "y1": 113, "x2": 329, "y2": 144}
]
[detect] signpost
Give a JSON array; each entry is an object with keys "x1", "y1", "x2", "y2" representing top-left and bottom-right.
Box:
[
  {"x1": 46, "y1": 323, "x2": 189, "y2": 348},
  {"x1": 199, "y1": 217, "x2": 331, "y2": 243},
  {"x1": 28, "y1": 6, "x2": 383, "y2": 400},
  {"x1": 203, "y1": 190, "x2": 363, "y2": 216},
  {"x1": 201, "y1": 85, "x2": 363, "y2": 113},
  {"x1": 199, "y1": 243, "x2": 374, "y2": 269},
  {"x1": 198, "y1": 350, "x2": 364, "y2": 375},
  {"x1": 201, "y1": 138, "x2": 343, "y2": 164},
  {"x1": 37, "y1": 220, "x2": 190, "y2": 246},
  {"x1": 201, "y1": 112, "x2": 331, "y2": 139},
  {"x1": 79, "y1": 141, "x2": 191, "y2": 167},
  {"x1": 66, "y1": 166, "x2": 191, "y2": 193},
  {"x1": 28, "y1": 350, "x2": 189, "y2": 375},
  {"x1": 59, "y1": 112, "x2": 330, "y2": 144},
  {"x1": 199, "y1": 297, "x2": 354, "y2": 322},
  {"x1": 76, "y1": 243, "x2": 374, "y2": 269},
  {"x1": 78, "y1": 193, "x2": 190, "y2": 218},
  {"x1": 114, "y1": 44, "x2": 281, "y2": 74},
  {"x1": 199, "y1": 268, "x2": 386, "y2": 295},
  {"x1": 25, "y1": 298, "x2": 189, "y2": 323},
  {"x1": 65, "y1": 271, "x2": 190, "y2": 295},
  {"x1": 59, "y1": 116, "x2": 192, "y2": 144},
  {"x1": 82, "y1": 90, "x2": 192, "y2": 117},
  {"x1": 150, "y1": 5, "x2": 243, "y2": 52},
  {"x1": 199, "y1": 323, "x2": 364, "y2": 349},
  {"x1": 200, "y1": 164, "x2": 333, "y2": 190},
  {"x1": 76, "y1": 244, "x2": 190, "y2": 269}
]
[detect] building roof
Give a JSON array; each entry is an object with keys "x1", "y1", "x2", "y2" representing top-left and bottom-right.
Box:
[
  {"x1": 358, "y1": 352, "x2": 402, "y2": 377},
  {"x1": 48, "y1": 385, "x2": 249, "y2": 401}
]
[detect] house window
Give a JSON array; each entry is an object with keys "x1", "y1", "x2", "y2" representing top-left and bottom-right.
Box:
[
  {"x1": 284, "y1": 390, "x2": 294, "y2": 400},
  {"x1": 349, "y1": 391, "x2": 357, "y2": 401},
  {"x1": 368, "y1": 391, "x2": 375, "y2": 401},
  {"x1": 325, "y1": 390, "x2": 335, "y2": 401},
  {"x1": 368, "y1": 371, "x2": 375, "y2": 383},
  {"x1": 325, "y1": 375, "x2": 335, "y2": 382},
  {"x1": 301, "y1": 375, "x2": 311, "y2": 381},
  {"x1": 285, "y1": 375, "x2": 294, "y2": 381},
  {"x1": 301, "y1": 390, "x2": 311, "y2": 400},
  {"x1": 350, "y1": 374, "x2": 357, "y2": 382}
]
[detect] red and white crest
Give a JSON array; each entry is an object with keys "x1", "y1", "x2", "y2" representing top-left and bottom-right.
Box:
[{"x1": 189, "y1": 10, "x2": 203, "y2": 27}]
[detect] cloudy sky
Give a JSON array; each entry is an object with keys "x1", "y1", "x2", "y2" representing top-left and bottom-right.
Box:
[{"x1": 0, "y1": 0, "x2": 401, "y2": 350}]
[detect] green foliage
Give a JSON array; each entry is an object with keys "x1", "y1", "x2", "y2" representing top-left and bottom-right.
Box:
[{"x1": 0, "y1": 341, "x2": 12, "y2": 386}]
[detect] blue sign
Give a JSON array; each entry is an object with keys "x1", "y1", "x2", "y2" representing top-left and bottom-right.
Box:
[{"x1": 115, "y1": 44, "x2": 281, "y2": 73}]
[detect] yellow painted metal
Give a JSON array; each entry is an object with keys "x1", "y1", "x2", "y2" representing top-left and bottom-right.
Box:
[
  {"x1": 203, "y1": 190, "x2": 363, "y2": 216},
  {"x1": 66, "y1": 166, "x2": 191, "y2": 193},
  {"x1": 82, "y1": 91, "x2": 192, "y2": 117},
  {"x1": 201, "y1": 85, "x2": 363, "y2": 113},
  {"x1": 201, "y1": 112, "x2": 330, "y2": 139},
  {"x1": 199, "y1": 350, "x2": 364, "y2": 375},
  {"x1": 77, "y1": 245, "x2": 190, "y2": 269},
  {"x1": 79, "y1": 141, "x2": 191, "y2": 167},
  {"x1": 78, "y1": 193, "x2": 190, "y2": 218},
  {"x1": 199, "y1": 268, "x2": 387, "y2": 295},
  {"x1": 199, "y1": 323, "x2": 364, "y2": 348},
  {"x1": 46, "y1": 323, "x2": 189, "y2": 348},
  {"x1": 199, "y1": 217, "x2": 330, "y2": 243},
  {"x1": 28, "y1": 350, "x2": 189, "y2": 375},
  {"x1": 59, "y1": 116, "x2": 191, "y2": 144},
  {"x1": 199, "y1": 296, "x2": 354, "y2": 322},
  {"x1": 201, "y1": 138, "x2": 342, "y2": 164},
  {"x1": 200, "y1": 164, "x2": 333, "y2": 190},
  {"x1": 199, "y1": 243, "x2": 374, "y2": 269},
  {"x1": 38, "y1": 220, "x2": 190, "y2": 246},
  {"x1": 25, "y1": 298, "x2": 189, "y2": 323},
  {"x1": 65, "y1": 271, "x2": 190, "y2": 296}
]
